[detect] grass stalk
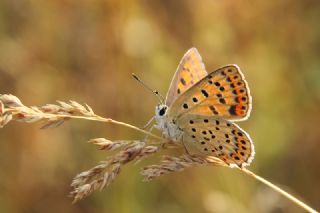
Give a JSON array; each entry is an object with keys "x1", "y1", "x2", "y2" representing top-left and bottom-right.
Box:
[{"x1": 240, "y1": 168, "x2": 318, "y2": 213}]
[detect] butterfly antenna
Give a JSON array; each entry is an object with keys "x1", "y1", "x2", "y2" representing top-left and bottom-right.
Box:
[{"x1": 132, "y1": 73, "x2": 165, "y2": 104}]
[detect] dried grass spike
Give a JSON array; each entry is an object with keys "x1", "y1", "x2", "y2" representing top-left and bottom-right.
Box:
[
  {"x1": 0, "y1": 101, "x2": 4, "y2": 114},
  {"x1": 141, "y1": 155, "x2": 225, "y2": 181},
  {"x1": 85, "y1": 104, "x2": 94, "y2": 114},
  {"x1": 88, "y1": 138, "x2": 128, "y2": 151},
  {"x1": 0, "y1": 94, "x2": 23, "y2": 107},
  {"x1": 0, "y1": 113, "x2": 13, "y2": 128},
  {"x1": 40, "y1": 104, "x2": 62, "y2": 113},
  {"x1": 40, "y1": 119, "x2": 65, "y2": 129}
]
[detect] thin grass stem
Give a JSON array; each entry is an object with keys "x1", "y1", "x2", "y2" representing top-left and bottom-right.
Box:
[
  {"x1": 61, "y1": 114, "x2": 163, "y2": 140},
  {"x1": 241, "y1": 168, "x2": 318, "y2": 213}
]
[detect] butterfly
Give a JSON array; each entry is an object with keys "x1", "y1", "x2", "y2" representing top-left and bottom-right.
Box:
[{"x1": 154, "y1": 47, "x2": 254, "y2": 167}]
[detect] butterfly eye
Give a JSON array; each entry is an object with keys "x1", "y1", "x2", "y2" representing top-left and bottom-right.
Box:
[{"x1": 158, "y1": 106, "x2": 167, "y2": 116}]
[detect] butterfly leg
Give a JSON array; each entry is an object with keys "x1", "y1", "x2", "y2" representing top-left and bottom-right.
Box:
[
  {"x1": 140, "y1": 116, "x2": 155, "y2": 130},
  {"x1": 140, "y1": 117, "x2": 156, "y2": 142},
  {"x1": 142, "y1": 125, "x2": 156, "y2": 142}
]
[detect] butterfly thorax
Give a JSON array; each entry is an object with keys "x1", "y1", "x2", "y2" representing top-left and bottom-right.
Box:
[{"x1": 155, "y1": 104, "x2": 183, "y2": 142}]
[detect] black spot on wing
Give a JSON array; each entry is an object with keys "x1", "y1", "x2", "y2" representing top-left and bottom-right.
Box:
[
  {"x1": 229, "y1": 105, "x2": 237, "y2": 115},
  {"x1": 201, "y1": 89, "x2": 209, "y2": 97},
  {"x1": 209, "y1": 106, "x2": 218, "y2": 115},
  {"x1": 219, "y1": 98, "x2": 226, "y2": 104},
  {"x1": 180, "y1": 78, "x2": 186, "y2": 85},
  {"x1": 192, "y1": 97, "x2": 198, "y2": 103}
]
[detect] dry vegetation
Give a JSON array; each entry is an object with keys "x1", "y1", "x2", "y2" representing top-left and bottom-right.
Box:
[{"x1": 0, "y1": 94, "x2": 317, "y2": 213}]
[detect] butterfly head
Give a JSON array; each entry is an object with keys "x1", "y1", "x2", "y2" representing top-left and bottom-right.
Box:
[
  {"x1": 155, "y1": 104, "x2": 183, "y2": 141},
  {"x1": 155, "y1": 104, "x2": 169, "y2": 133},
  {"x1": 155, "y1": 104, "x2": 168, "y2": 119}
]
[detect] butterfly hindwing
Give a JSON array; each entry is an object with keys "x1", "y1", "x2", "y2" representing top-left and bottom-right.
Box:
[
  {"x1": 165, "y1": 48, "x2": 207, "y2": 106},
  {"x1": 168, "y1": 65, "x2": 252, "y2": 121},
  {"x1": 177, "y1": 115, "x2": 254, "y2": 167}
]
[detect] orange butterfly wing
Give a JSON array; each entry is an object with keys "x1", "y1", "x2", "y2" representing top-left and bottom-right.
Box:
[
  {"x1": 168, "y1": 65, "x2": 252, "y2": 121},
  {"x1": 165, "y1": 48, "x2": 207, "y2": 106},
  {"x1": 177, "y1": 115, "x2": 254, "y2": 167}
]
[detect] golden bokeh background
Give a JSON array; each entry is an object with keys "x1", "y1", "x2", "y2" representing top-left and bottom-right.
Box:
[{"x1": 0, "y1": 0, "x2": 320, "y2": 212}]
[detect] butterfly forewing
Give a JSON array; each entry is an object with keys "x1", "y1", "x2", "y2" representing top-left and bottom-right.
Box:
[
  {"x1": 165, "y1": 48, "x2": 207, "y2": 106},
  {"x1": 177, "y1": 115, "x2": 254, "y2": 167},
  {"x1": 168, "y1": 65, "x2": 252, "y2": 121}
]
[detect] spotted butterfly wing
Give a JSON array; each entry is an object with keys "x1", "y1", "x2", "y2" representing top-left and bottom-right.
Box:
[
  {"x1": 167, "y1": 65, "x2": 252, "y2": 121},
  {"x1": 165, "y1": 48, "x2": 207, "y2": 106},
  {"x1": 177, "y1": 115, "x2": 254, "y2": 167}
]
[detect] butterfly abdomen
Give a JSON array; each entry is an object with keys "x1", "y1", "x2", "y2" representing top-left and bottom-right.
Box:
[{"x1": 155, "y1": 117, "x2": 183, "y2": 141}]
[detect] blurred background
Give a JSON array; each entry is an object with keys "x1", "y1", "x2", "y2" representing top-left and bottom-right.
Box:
[{"x1": 0, "y1": 0, "x2": 319, "y2": 212}]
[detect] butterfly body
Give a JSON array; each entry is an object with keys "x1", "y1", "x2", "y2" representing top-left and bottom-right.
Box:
[
  {"x1": 154, "y1": 48, "x2": 254, "y2": 167},
  {"x1": 155, "y1": 104, "x2": 183, "y2": 141}
]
